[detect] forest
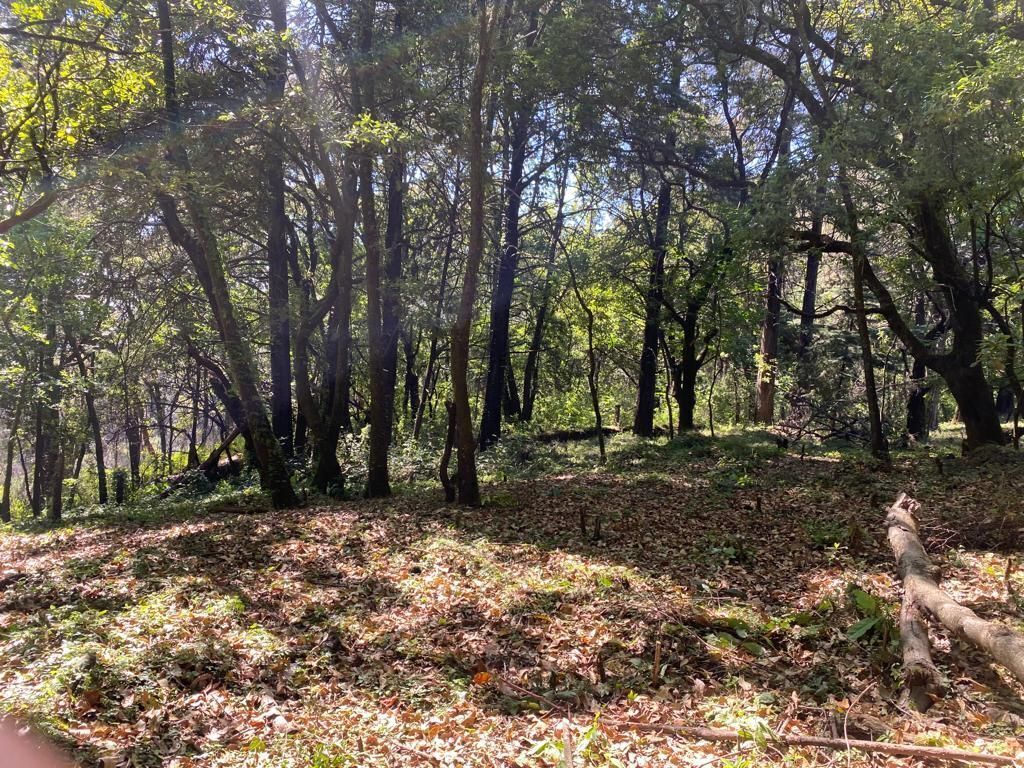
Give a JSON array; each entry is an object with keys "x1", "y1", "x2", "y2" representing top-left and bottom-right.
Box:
[{"x1": 1, "y1": 0, "x2": 1024, "y2": 765}]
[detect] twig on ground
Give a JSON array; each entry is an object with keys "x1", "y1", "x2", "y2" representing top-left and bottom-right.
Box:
[{"x1": 606, "y1": 720, "x2": 1016, "y2": 766}]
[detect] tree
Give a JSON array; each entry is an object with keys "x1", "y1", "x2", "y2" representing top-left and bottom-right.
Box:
[{"x1": 450, "y1": 0, "x2": 494, "y2": 507}]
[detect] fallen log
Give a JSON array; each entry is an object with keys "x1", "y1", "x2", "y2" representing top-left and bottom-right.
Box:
[
  {"x1": 160, "y1": 427, "x2": 243, "y2": 497},
  {"x1": 886, "y1": 492, "x2": 1024, "y2": 687},
  {"x1": 534, "y1": 426, "x2": 620, "y2": 443},
  {"x1": 609, "y1": 720, "x2": 1016, "y2": 766},
  {"x1": 899, "y1": 595, "x2": 941, "y2": 712}
]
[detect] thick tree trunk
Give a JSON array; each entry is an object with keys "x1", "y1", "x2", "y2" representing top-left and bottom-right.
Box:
[
  {"x1": 754, "y1": 255, "x2": 783, "y2": 424},
  {"x1": 886, "y1": 493, "x2": 1024, "y2": 685},
  {"x1": 916, "y1": 197, "x2": 1004, "y2": 448},
  {"x1": 633, "y1": 179, "x2": 671, "y2": 437},
  {"x1": 354, "y1": 0, "x2": 392, "y2": 498}
]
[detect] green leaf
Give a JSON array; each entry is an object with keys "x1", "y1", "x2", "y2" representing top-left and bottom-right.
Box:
[{"x1": 847, "y1": 616, "x2": 881, "y2": 641}]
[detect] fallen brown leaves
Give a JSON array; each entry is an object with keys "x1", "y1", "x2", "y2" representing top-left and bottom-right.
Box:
[{"x1": 0, "y1": 435, "x2": 1022, "y2": 766}]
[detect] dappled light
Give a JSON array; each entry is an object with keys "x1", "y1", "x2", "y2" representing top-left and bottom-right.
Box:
[{"x1": 3, "y1": 0, "x2": 1024, "y2": 764}]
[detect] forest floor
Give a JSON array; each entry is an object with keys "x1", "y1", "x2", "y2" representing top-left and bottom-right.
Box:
[{"x1": 1, "y1": 430, "x2": 1023, "y2": 767}]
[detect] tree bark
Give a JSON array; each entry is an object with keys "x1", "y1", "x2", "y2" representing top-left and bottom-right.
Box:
[
  {"x1": 633, "y1": 178, "x2": 671, "y2": 437},
  {"x1": 479, "y1": 101, "x2": 531, "y2": 448},
  {"x1": 308, "y1": 147, "x2": 357, "y2": 491},
  {"x1": 382, "y1": 153, "x2": 404, "y2": 445},
  {"x1": 32, "y1": 310, "x2": 59, "y2": 517},
  {"x1": 676, "y1": 303, "x2": 701, "y2": 431},
  {"x1": 359, "y1": 158, "x2": 392, "y2": 497},
  {"x1": 1, "y1": 383, "x2": 26, "y2": 522},
  {"x1": 906, "y1": 295, "x2": 930, "y2": 441},
  {"x1": 852, "y1": 252, "x2": 889, "y2": 462},
  {"x1": 70, "y1": 340, "x2": 107, "y2": 504},
  {"x1": 886, "y1": 493, "x2": 1024, "y2": 686},
  {"x1": 797, "y1": 225, "x2": 822, "y2": 366},
  {"x1": 126, "y1": 403, "x2": 142, "y2": 485},
  {"x1": 48, "y1": 449, "x2": 64, "y2": 523},
  {"x1": 439, "y1": 400, "x2": 456, "y2": 502},
  {"x1": 450, "y1": 0, "x2": 493, "y2": 506},
  {"x1": 754, "y1": 255, "x2": 783, "y2": 424},
  {"x1": 266, "y1": 0, "x2": 294, "y2": 458}
]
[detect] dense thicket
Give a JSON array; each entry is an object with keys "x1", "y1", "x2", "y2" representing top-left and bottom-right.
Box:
[{"x1": 1, "y1": 0, "x2": 1022, "y2": 513}]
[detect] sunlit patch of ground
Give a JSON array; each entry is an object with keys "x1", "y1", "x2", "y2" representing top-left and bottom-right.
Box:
[{"x1": 1, "y1": 431, "x2": 1022, "y2": 766}]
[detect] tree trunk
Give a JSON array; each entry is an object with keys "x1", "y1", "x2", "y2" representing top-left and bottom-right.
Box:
[
  {"x1": 853, "y1": 252, "x2": 889, "y2": 462},
  {"x1": 677, "y1": 303, "x2": 701, "y2": 431},
  {"x1": 48, "y1": 449, "x2": 64, "y2": 523},
  {"x1": 439, "y1": 400, "x2": 456, "y2": 502},
  {"x1": 354, "y1": 0, "x2": 392, "y2": 498},
  {"x1": 31, "y1": 313, "x2": 58, "y2": 517},
  {"x1": 155, "y1": 0, "x2": 297, "y2": 507},
  {"x1": 308, "y1": 150, "x2": 357, "y2": 492},
  {"x1": 633, "y1": 178, "x2": 670, "y2": 437},
  {"x1": 84, "y1": 379, "x2": 107, "y2": 501},
  {"x1": 1, "y1": 384, "x2": 26, "y2": 522},
  {"x1": 906, "y1": 295, "x2": 930, "y2": 441},
  {"x1": 403, "y1": 330, "x2": 420, "y2": 424},
  {"x1": 916, "y1": 197, "x2": 1004, "y2": 448},
  {"x1": 382, "y1": 153, "x2": 404, "y2": 444},
  {"x1": 480, "y1": 105, "x2": 531, "y2": 448},
  {"x1": 522, "y1": 166, "x2": 566, "y2": 423},
  {"x1": 859, "y1": 193, "x2": 1004, "y2": 450},
  {"x1": 69, "y1": 340, "x2": 107, "y2": 503},
  {"x1": 126, "y1": 404, "x2": 142, "y2": 486},
  {"x1": 187, "y1": 363, "x2": 201, "y2": 469},
  {"x1": 266, "y1": 0, "x2": 293, "y2": 458},
  {"x1": 754, "y1": 255, "x2": 783, "y2": 424},
  {"x1": 150, "y1": 383, "x2": 167, "y2": 469},
  {"x1": 503, "y1": 350, "x2": 521, "y2": 419},
  {"x1": 413, "y1": 174, "x2": 459, "y2": 440},
  {"x1": 796, "y1": 249, "x2": 820, "y2": 390},
  {"x1": 360, "y1": 158, "x2": 392, "y2": 497},
  {"x1": 450, "y1": 1, "x2": 493, "y2": 506},
  {"x1": 566, "y1": 245, "x2": 605, "y2": 463}
]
